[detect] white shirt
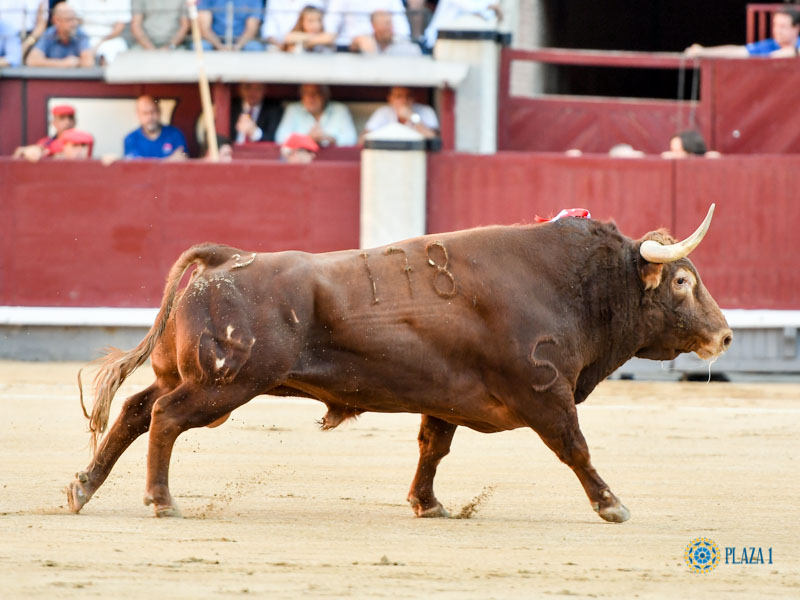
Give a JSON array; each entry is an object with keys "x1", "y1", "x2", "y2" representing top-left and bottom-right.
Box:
[
  {"x1": 324, "y1": 0, "x2": 410, "y2": 47},
  {"x1": 364, "y1": 103, "x2": 439, "y2": 132},
  {"x1": 423, "y1": 0, "x2": 496, "y2": 48},
  {"x1": 68, "y1": 0, "x2": 131, "y2": 40},
  {"x1": 0, "y1": 0, "x2": 45, "y2": 33},
  {"x1": 261, "y1": 0, "x2": 324, "y2": 44}
]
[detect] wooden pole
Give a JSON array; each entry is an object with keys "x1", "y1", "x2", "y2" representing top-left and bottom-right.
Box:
[{"x1": 187, "y1": 0, "x2": 219, "y2": 161}]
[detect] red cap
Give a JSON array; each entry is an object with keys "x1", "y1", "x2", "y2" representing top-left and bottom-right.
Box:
[
  {"x1": 52, "y1": 104, "x2": 76, "y2": 117},
  {"x1": 282, "y1": 133, "x2": 319, "y2": 153},
  {"x1": 61, "y1": 128, "x2": 94, "y2": 145}
]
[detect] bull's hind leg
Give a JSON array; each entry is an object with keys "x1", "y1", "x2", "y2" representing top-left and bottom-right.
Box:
[
  {"x1": 67, "y1": 382, "x2": 168, "y2": 513},
  {"x1": 530, "y1": 400, "x2": 630, "y2": 523},
  {"x1": 407, "y1": 415, "x2": 457, "y2": 518},
  {"x1": 143, "y1": 382, "x2": 256, "y2": 517}
]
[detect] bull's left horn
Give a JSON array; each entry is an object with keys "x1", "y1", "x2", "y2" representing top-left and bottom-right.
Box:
[{"x1": 639, "y1": 204, "x2": 715, "y2": 264}]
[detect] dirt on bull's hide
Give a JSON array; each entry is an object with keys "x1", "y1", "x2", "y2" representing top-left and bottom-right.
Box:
[{"x1": 1, "y1": 361, "x2": 798, "y2": 599}]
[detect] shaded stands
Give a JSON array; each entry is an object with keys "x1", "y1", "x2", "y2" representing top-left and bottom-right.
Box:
[{"x1": 499, "y1": 48, "x2": 800, "y2": 155}]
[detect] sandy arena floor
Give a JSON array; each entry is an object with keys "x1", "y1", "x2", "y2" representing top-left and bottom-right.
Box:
[{"x1": 1, "y1": 361, "x2": 798, "y2": 598}]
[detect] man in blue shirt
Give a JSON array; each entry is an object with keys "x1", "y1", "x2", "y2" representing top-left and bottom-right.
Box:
[
  {"x1": 124, "y1": 95, "x2": 188, "y2": 160},
  {"x1": 25, "y1": 2, "x2": 94, "y2": 67},
  {"x1": 0, "y1": 19, "x2": 23, "y2": 67},
  {"x1": 686, "y1": 9, "x2": 800, "y2": 58},
  {"x1": 197, "y1": 0, "x2": 263, "y2": 51}
]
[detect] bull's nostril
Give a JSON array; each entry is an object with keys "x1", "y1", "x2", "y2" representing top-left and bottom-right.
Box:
[{"x1": 722, "y1": 334, "x2": 732, "y2": 349}]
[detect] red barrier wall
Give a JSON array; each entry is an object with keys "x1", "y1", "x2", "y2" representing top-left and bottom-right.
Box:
[
  {"x1": 427, "y1": 152, "x2": 800, "y2": 310},
  {"x1": 0, "y1": 159, "x2": 360, "y2": 307}
]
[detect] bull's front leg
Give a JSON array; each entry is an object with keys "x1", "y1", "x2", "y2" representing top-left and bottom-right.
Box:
[
  {"x1": 532, "y1": 401, "x2": 630, "y2": 523},
  {"x1": 407, "y1": 415, "x2": 457, "y2": 518}
]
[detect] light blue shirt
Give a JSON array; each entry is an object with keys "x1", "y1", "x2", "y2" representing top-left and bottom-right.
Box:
[
  {"x1": 0, "y1": 21, "x2": 22, "y2": 67},
  {"x1": 274, "y1": 101, "x2": 357, "y2": 146}
]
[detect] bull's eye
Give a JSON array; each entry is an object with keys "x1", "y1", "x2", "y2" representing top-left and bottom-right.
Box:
[{"x1": 676, "y1": 277, "x2": 686, "y2": 285}]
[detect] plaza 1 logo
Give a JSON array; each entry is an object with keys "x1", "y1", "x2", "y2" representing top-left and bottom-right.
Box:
[
  {"x1": 685, "y1": 538, "x2": 775, "y2": 573},
  {"x1": 684, "y1": 538, "x2": 721, "y2": 573}
]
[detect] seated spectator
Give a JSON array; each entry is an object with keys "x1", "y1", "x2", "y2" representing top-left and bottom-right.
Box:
[
  {"x1": 686, "y1": 9, "x2": 800, "y2": 58},
  {"x1": 124, "y1": 94, "x2": 188, "y2": 160},
  {"x1": 324, "y1": 0, "x2": 411, "y2": 49},
  {"x1": 423, "y1": 0, "x2": 502, "y2": 50},
  {"x1": 25, "y1": 3, "x2": 94, "y2": 67},
  {"x1": 262, "y1": 0, "x2": 324, "y2": 49},
  {"x1": 13, "y1": 103, "x2": 77, "y2": 161},
  {"x1": 280, "y1": 132, "x2": 319, "y2": 163},
  {"x1": 231, "y1": 82, "x2": 284, "y2": 143},
  {"x1": 275, "y1": 84, "x2": 357, "y2": 147},
  {"x1": 67, "y1": 0, "x2": 130, "y2": 64},
  {"x1": 282, "y1": 5, "x2": 334, "y2": 53},
  {"x1": 200, "y1": 133, "x2": 233, "y2": 161},
  {"x1": 0, "y1": 18, "x2": 23, "y2": 66},
  {"x1": 661, "y1": 130, "x2": 720, "y2": 159},
  {"x1": 351, "y1": 9, "x2": 421, "y2": 55},
  {"x1": 131, "y1": 0, "x2": 190, "y2": 50},
  {"x1": 57, "y1": 128, "x2": 94, "y2": 159},
  {"x1": 363, "y1": 86, "x2": 439, "y2": 139},
  {"x1": 198, "y1": 0, "x2": 263, "y2": 51}
]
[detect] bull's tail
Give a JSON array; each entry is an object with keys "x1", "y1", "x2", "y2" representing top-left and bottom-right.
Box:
[{"x1": 80, "y1": 243, "x2": 235, "y2": 452}]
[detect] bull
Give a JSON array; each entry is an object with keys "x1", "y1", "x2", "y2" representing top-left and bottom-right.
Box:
[{"x1": 67, "y1": 205, "x2": 731, "y2": 522}]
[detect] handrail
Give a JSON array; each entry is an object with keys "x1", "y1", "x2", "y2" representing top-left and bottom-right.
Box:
[{"x1": 503, "y1": 48, "x2": 694, "y2": 70}]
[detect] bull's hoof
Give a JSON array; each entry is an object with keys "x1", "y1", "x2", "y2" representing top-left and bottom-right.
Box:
[
  {"x1": 408, "y1": 496, "x2": 450, "y2": 518},
  {"x1": 143, "y1": 493, "x2": 182, "y2": 518},
  {"x1": 65, "y1": 472, "x2": 91, "y2": 514}
]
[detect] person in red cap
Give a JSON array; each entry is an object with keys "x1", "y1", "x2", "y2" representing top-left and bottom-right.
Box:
[
  {"x1": 12, "y1": 103, "x2": 77, "y2": 162},
  {"x1": 280, "y1": 133, "x2": 319, "y2": 164},
  {"x1": 57, "y1": 129, "x2": 94, "y2": 160}
]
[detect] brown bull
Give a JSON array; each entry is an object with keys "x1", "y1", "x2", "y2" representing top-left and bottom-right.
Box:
[{"x1": 67, "y1": 205, "x2": 731, "y2": 522}]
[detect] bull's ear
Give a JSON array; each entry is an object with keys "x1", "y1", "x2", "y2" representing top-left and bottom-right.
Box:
[{"x1": 639, "y1": 261, "x2": 664, "y2": 290}]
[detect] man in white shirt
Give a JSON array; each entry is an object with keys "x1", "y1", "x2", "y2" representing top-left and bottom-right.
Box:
[
  {"x1": 363, "y1": 86, "x2": 438, "y2": 139},
  {"x1": 423, "y1": 0, "x2": 501, "y2": 49},
  {"x1": 351, "y1": 9, "x2": 421, "y2": 55},
  {"x1": 324, "y1": 0, "x2": 410, "y2": 49},
  {"x1": 275, "y1": 84, "x2": 357, "y2": 147}
]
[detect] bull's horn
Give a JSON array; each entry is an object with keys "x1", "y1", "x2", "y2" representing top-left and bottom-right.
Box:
[{"x1": 639, "y1": 204, "x2": 715, "y2": 264}]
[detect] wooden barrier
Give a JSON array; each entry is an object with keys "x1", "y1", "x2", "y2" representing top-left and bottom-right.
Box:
[
  {"x1": 0, "y1": 159, "x2": 360, "y2": 307},
  {"x1": 427, "y1": 152, "x2": 800, "y2": 310},
  {"x1": 1, "y1": 153, "x2": 798, "y2": 310}
]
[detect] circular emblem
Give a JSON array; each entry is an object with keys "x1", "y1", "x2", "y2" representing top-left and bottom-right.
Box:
[{"x1": 684, "y1": 537, "x2": 720, "y2": 573}]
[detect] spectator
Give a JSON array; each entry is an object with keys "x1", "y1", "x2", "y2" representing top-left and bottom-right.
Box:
[
  {"x1": 130, "y1": 0, "x2": 190, "y2": 50},
  {"x1": 275, "y1": 84, "x2": 357, "y2": 147},
  {"x1": 262, "y1": 0, "x2": 322, "y2": 49},
  {"x1": 324, "y1": 0, "x2": 410, "y2": 49},
  {"x1": 661, "y1": 130, "x2": 720, "y2": 159},
  {"x1": 0, "y1": 17, "x2": 23, "y2": 66},
  {"x1": 280, "y1": 132, "x2": 319, "y2": 163},
  {"x1": 57, "y1": 128, "x2": 94, "y2": 159},
  {"x1": 686, "y1": 9, "x2": 800, "y2": 58},
  {"x1": 25, "y1": 2, "x2": 94, "y2": 67},
  {"x1": 423, "y1": 0, "x2": 502, "y2": 50},
  {"x1": 363, "y1": 85, "x2": 438, "y2": 139},
  {"x1": 230, "y1": 81, "x2": 283, "y2": 143},
  {"x1": 0, "y1": 1, "x2": 48, "y2": 58},
  {"x1": 12, "y1": 103, "x2": 77, "y2": 161},
  {"x1": 351, "y1": 9, "x2": 421, "y2": 55},
  {"x1": 198, "y1": 0, "x2": 263, "y2": 51},
  {"x1": 282, "y1": 5, "x2": 334, "y2": 53},
  {"x1": 201, "y1": 133, "x2": 233, "y2": 161},
  {"x1": 124, "y1": 94, "x2": 188, "y2": 160},
  {"x1": 67, "y1": 0, "x2": 130, "y2": 64}
]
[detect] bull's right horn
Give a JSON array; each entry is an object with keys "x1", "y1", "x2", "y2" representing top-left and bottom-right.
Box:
[{"x1": 639, "y1": 204, "x2": 715, "y2": 264}]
